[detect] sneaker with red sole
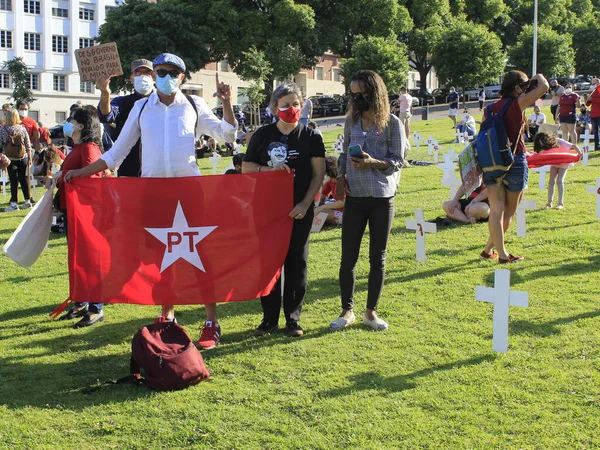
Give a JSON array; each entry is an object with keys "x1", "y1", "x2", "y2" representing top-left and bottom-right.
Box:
[
  {"x1": 197, "y1": 320, "x2": 221, "y2": 350},
  {"x1": 480, "y1": 250, "x2": 498, "y2": 260},
  {"x1": 498, "y1": 254, "x2": 524, "y2": 264}
]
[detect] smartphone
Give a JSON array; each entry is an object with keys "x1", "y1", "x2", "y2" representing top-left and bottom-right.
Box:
[{"x1": 348, "y1": 144, "x2": 363, "y2": 158}]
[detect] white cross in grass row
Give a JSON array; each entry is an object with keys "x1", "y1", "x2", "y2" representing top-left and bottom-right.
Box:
[
  {"x1": 0, "y1": 170, "x2": 8, "y2": 198},
  {"x1": 208, "y1": 152, "x2": 221, "y2": 175},
  {"x1": 442, "y1": 170, "x2": 462, "y2": 199},
  {"x1": 433, "y1": 143, "x2": 440, "y2": 163},
  {"x1": 516, "y1": 199, "x2": 537, "y2": 237},
  {"x1": 412, "y1": 132, "x2": 423, "y2": 150},
  {"x1": 437, "y1": 154, "x2": 458, "y2": 180},
  {"x1": 586, "y1": 178, "x2": 600, "y2": 219},
  {"x1": 531, "y1": 165, "x2": 551, "y2": 190},
  {"x1": 476, "y1": 269, "x2": 529, "y2": 353},
  {"x1": 580, "y1": 129, "x2": 594, "y2": 166},
  {"x1": 455, "y1": 128, "x2": 464, "y2": 144},
  {"x1": 427, "y1": 136, "x2": 434, "y2": 155},
  {"x1": 405, "y1": 209, "x2": 436, "y2": 262}
]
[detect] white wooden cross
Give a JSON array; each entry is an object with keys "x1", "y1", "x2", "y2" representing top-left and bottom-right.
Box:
[
  {"x1": 427, "y1": 136, "x2": 434, "y2": 155},
  {"x1": 581, "y1": 143, "x2": 589, "y2": 167},
  {"x1": 437, "y1": 155, "x2": 458, "y2": 180},
  {"x1": 405, "y1": 208, "x2": 437, "y2": 262},
  {"x1": 445, "y1": 147, "x2": 458, "y2": 162},
  {"x1": 412, "y1": 132, "x2": 422, "y2": 151},
  {"x1": 208, "y1": 152, "x2": 221, "y2": 175},
  {"x1": 476, "y1": 269, "x2": 529, "y2": 353},
  {"x1": 586, "y1": 177, "x2": 600, "y2": 219},
  {"x1": 464, "y1": 131, "x2": 473, "y2": 142},
  {"x1": 531, "y1": 165, "x2": 551, "y2": 190},
  {"x1": 442, "y1": 169, "x2": 462, "y2": 199},
  {"x1": 580, "y1": 129, "x2": 594, "y2": 146},
  {"x1": 28, "y1": 172, "x2": 39, "y2": 201},
  {"x1": 433, "y1": 142, "x2": 440, "y2": 163},
  {"x1": 0, "y1": 169, "x2": 8, "y2": 198},
  {"x1": 455, "y1": 128, "x2": 464, "y2": 144},
  {"x1": 516, "y1": 199, "x2": 537, "y2": 237}
]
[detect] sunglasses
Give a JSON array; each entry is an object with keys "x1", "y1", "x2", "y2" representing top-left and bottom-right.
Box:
[
  {"x1": 349, "y1": 91, "x2": 368, "y2": 100},
  {"x1": 156, "y1": 69, "x2": 182, "y2": 78}
]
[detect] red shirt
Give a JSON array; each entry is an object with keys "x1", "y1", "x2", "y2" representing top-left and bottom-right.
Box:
[
  {"x1": 491, "y1": 98, "x2": 526, "y2": 154},
  {"x1": 58, "y1": 142, "x2": 103, "y2": 210},
  {"x1": 39, "y1": 126, "x2": 50, "y2": 144},
  {"x1": 321, "y1": 179, "x2": 344, "y2": 211},
  {"x1": 587, "y1": 86, "x2": 600, "y2": 118},
  {"x1": 558, "y1": 93, "x2": 579, "y2": 118},
  {"x1": 20, "y1": 116, "x2": 39, "y2": 141}
]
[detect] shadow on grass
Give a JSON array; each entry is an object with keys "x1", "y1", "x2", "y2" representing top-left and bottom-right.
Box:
[
  {"x1": 322, "y1": 354, "x2": 496, "y2": 395},
  {"x1": 511, "y1": 309, "x2": 600, "y2": 337},
  {"x1": 2, "y1": 271, "x2": 68, "y2": 284},
  {"x1": 386, "y1": 261, "x2": 475, "y2": 283}
]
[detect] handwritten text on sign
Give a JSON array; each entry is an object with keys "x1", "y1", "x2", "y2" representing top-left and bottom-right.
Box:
[{"x1": 75, "y1": 42, "x2": 123, "y2": 82}]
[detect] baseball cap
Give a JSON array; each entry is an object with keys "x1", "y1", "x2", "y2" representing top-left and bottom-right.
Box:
[
  {"x1": 130, "y1": 59, "x2": 153, "y2": 73},
  {"x1": 152, "y1": 53, "x2": 186, "y2": 73}
]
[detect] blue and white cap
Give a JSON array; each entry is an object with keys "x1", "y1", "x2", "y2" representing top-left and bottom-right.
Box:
[{"x1": 152, "y1": 53, "x2": 186, "y2": 73}]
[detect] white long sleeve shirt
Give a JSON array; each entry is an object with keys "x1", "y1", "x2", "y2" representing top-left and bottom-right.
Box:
[{"x1": 101, "y1": 91, "x2": 237, "y2": 177}]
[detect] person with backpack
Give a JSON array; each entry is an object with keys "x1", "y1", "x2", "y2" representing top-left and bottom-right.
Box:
[
  {"x1": 65, "y1": 53, "x2": 237, "y2": 349},
  {"x1": 0, "y1": 108, "x2": 34, "y2": 211},
  {"x1": 479, "y1": 71, "x2": 548, "y2": 264}
]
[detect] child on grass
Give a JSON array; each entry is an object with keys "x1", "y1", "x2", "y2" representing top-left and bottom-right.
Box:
[{"x1": 533, "y1": 132, "x2": 582, "y2": 210}]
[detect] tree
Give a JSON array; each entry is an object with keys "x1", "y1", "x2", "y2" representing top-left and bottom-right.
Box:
[
  {"x1": 340, "y1": 35, "x2": 409, "y2": 93},
  {"x1": 572, "y1": 18, "x2": 600, "y2": 75},
  {"x1": 431, "y1": 22, "x2": 505, "y2": 104},
  {"x1": 236, "y1": 47, "x2": 271, "y2": 127},
  {"x1": 3, "y1": 57, "x2": 36, "y2": 105},
  {"x1": 508, "y1": 24, "x2": 575, "y2": 77}
]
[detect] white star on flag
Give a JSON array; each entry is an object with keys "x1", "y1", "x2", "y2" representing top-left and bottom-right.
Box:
[{"x1": 145, "y1": 202, "x2": 217, "y2": 273}]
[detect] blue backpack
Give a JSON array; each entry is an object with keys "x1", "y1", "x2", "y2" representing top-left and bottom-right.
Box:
[{"x1": 475, "y1": 98, "x2": 516, "y2": 179}]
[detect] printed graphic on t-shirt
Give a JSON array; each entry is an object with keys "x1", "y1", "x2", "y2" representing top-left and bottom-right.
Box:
[{"x1": 267, "y1": 142, "x2": 288, "y2": 166}]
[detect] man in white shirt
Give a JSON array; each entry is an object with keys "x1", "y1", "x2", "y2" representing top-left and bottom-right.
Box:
[
  {"x1": 527, "y1": 105, "x2": 546, "y2": 140},
  {"x1": 395, "y1": 87, "x2": 413, "y2": 163},
  {"x1": 65, "y1": 53, "x2": 237, "y2": 350},
  {"x1": 300, "y1": 97, "x2": 312, "y2": 125}
]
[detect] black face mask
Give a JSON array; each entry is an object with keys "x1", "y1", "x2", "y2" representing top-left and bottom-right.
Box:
[{"x1": 352, "y1": 93, "x2": 370, "y2": 112}]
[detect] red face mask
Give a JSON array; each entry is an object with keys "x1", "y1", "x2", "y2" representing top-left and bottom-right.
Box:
[{"x1": 277, "y1": 106, "x2": 301, "y2": 124}]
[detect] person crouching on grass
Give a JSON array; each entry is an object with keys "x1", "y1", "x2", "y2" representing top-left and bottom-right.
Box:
[
  {"x1": 533, "y1": 132, "x2": 582, "y2": 210},
  {"x1": 315, "y1": 156, "x2": 345, "y2": 225}
]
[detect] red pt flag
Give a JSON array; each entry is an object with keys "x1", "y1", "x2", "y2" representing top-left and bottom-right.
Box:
[{"x1": 64, "y1": 172, "x2": 293, "y2": 306}]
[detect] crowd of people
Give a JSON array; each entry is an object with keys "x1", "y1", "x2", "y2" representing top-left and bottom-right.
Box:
[{"x1": 1, "y1": 55, "x2": 597, "y2": 349}]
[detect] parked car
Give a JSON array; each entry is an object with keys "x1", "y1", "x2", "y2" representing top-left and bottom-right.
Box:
[
  {"x1": 409, "y1": 89, "x2": 436, "y2": 105},
  {"x1": 431, "y1": 88, "x2": 452, "y2": 104},
  {"x1": 332, "y1": 94, "x2": 349, "y2": 114},
  {"x1": 484, "y1": 85, "x2": 501, "y2": 99},
  {"x1": 310, "y1": 96, "x2": 344, "y2": 117},
  {"x1": 463, "y1": 87, "x2": 480, "y2": 101},
  {"x1": 212, "y1": 104, "x2": 251, "y2": 124},
  {"x1": 573, "y1": 76, "x2": 592, "y2": 90}
]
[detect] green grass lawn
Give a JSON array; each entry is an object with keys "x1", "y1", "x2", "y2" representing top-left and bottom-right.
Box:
[{"x1": 0, "y1": 109, "x2": 599, "y2": 449}]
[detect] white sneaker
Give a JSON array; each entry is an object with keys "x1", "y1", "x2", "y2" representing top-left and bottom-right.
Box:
[
  {"x1": 330, "y1": 311, "x2": 356, "y2": 329},
  {"x1": 363, "y1": 313, "x2": 388, "y2": 331},
  {"x1": 4, "y1": 203, "x2": 19, "y2": 212},
  {"x1": 22, "y1": 201, "x2": 32, "y2": 209}
]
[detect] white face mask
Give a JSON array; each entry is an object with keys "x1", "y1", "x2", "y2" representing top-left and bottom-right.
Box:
[
  {"x1": 18, "y1": 109, "x2": 28, "y2": 117},
  {"x1": 134, "y1": 75, "x2": 154, "y2": 96},
  {"x1": 565, "y1": 88, "x2": 572, "y2": 95}
]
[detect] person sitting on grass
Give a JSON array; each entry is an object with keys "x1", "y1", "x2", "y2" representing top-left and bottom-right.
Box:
[
  {"x1": 533, "y1": 132, "x2": 582, "y2": 210},
  {"x1": 455, "y1": 108, "x2": 476, "y2": 141},
  {"x1": 315, "y1": 156, "x2": 345, "y2": 225},
  {"x1": 442, "y1": 183, "x2": 489, "y2": 225}
]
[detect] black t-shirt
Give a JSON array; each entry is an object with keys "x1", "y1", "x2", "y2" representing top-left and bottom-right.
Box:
[{"x1": 244, "y1": 123, "x2": 325, "y2": 204}]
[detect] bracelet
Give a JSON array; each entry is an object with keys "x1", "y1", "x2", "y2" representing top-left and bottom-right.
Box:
[{"x1": 257, "y1": 165, "x2": 262, "y2": 173}]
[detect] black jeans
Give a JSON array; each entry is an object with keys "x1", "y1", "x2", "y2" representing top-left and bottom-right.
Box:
[
  {"x1": 7, "y1": 159, "x2": 30, "y2": 203},
  {"x1": 591, "y1": 117, "x2": 600, "y2": 151},
  {"x1": 261, "y1": 206, "x2": 314, "y2": 325},
  {"x1": 339, "y1": 196, "x2": 394, "y2": 311}
]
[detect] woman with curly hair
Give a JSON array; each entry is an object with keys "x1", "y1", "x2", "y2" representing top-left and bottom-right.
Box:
[{"x1": 331, "y1": 70, "x2": 404, "y2": 331}]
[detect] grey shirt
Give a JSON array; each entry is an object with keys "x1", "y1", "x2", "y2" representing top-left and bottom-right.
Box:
[{"x1": 339, "y1": 114, "x2": 404, "y2": 198}]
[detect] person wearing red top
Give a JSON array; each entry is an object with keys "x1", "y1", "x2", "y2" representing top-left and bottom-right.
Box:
[
  {"x1": 48, "y1": 106, "x2": 105, "y2": 328},
  {"x1": 315, "y1": 156, "x2": 345, "y2": 224},
  {"x1": 480, "y1": 71, "x2": 548, "y2": 264},
  {"x1": 586, "y1": 78, "x2": 600, "y2": 151},
  {"x1": 16, "y1": 102, "x2": 41, "y2": 152},
  {"x1": 557, "y1": 82, "x2": 579, "y2": 144},
  {"x1": 37, "y1": 122, "x2": 51, "y2": 146}
]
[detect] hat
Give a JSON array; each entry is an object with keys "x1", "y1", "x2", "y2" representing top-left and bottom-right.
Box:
[
  {"x1": 152, "y1": 53, "x2": 186, "y2": 73},
  {"x1": 130, "y1": 59, "x2": 153, "y2": 73}
]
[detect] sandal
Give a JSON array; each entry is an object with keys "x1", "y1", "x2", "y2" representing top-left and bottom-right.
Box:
[
  {"x1": 498, "y1": 254, "x2": 524, "y2": 264},
  {"x1": 480, "y1": 250, "x2": 498, "y2": 260}
]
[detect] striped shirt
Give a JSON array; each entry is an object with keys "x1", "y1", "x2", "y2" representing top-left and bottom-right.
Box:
[{"x1": 339, "y1": 114, "x2": 404, "y2": 198}]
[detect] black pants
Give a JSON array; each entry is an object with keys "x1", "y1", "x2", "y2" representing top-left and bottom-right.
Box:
[
  {"x1": 7, "y1": 159, "x2": 30, "y2": 203},
  {"x1": 591, "y1": 117, "x2": 600, "y2": 151},
  {"x1": 550, "y1": 105, "x2": 558, "y2": 122},
  {"x1": 261, "y1": 206, "x2": 314, "y2": 325},
  {"x1": 339, "y1": 196, "x2": 394, "y2": 311}
]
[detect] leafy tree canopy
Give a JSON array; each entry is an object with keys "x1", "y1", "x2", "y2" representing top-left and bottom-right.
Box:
[
  {"x1": 572, "y1": 17, "x2": 600, "y2": 75},
  {"x1": 3, "y1": 57, "x2": 35, "y2": 105}
]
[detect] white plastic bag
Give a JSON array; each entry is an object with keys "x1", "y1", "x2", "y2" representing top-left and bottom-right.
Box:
[{"x1": 3, "y1": 183, "x2": 55, "y2": 268}]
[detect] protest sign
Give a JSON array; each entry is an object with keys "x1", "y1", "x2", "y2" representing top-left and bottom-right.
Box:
[
  {"x1": 75, "y1": 42, "x2": 123, "y2": 82},
  {"x1": 458, "y1": 143, "x2": 482, "y2": 196}
]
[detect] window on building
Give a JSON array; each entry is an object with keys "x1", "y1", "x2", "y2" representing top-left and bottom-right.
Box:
[
  {"x1": 0, "y1": 72, "x2": 10, "y2": 89},
  {"x1": 332, "y1": 68, "x2": 341, "y2": 82},
  {"x1": 80, "y1": 81, "x2": 94, "y2": 93},
  {"x1": 219, "y1": 60, "x2": 230, "y2": 72},
  {"x1": 24, "y1": 33, "x2": 41, "y2": 51},
  {"x1": 0, "y1": 0, "x2": 12, "y2": 11},
  {"x1": 26, "y1": 74, "x2": 39, "y2": 91},
  {"x1": 23, "y1": 0, "x2": 40, "y2": 14},
  {"x1": 0, "y1": 31, "x2": 12, "y2": 49},
  {"x1": 53, "y1": 75, "x2": 66, "y2": 92},
  {"x1": 79, "y1": 38, "x2": 93, "y2": 49},
  {"x1": 52, "y1": 35, "x2": 68, "y2": 53},
  {"x1": 79, "y1": 7, "x2": 94, "y2": 21},
  {"x1": 52, "y1": 7, "x2": 68, "y2": 17},
  {"x1": 315, "y1": 67, "x2": 324, "y2": 81},
  {"x1": 55, "y1": 111, "x2": 66, "y2": 124},
  {"x1": 29, "y1": 110, "x2": 39, "y2": 122}
]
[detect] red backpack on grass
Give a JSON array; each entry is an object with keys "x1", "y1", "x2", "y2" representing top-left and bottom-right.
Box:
[{"x1": 130, "y1": 322, "x2": 210, "y2": 391}]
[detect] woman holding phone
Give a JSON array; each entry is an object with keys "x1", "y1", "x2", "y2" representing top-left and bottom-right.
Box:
[{"x1": 331, "y1": 70, "x2": 404, "y2": 331}]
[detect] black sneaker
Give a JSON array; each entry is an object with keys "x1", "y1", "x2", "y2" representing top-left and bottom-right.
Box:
[
  {"x1": 285, "y1": 320, "x2": 304, "y2": 337},
  {"x1": 254, "y1": 320, "x2": 278, "y2": 336},
  {"x1": 58, "y1": 305, "x2": 88, "y2": 320}
]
